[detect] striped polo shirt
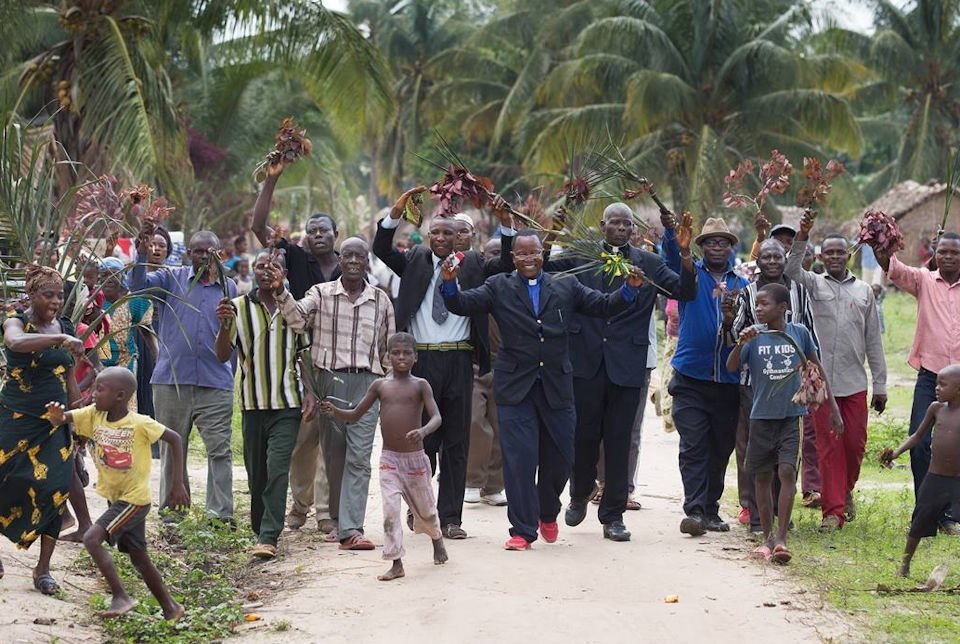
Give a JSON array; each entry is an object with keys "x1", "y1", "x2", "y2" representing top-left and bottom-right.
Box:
[{"x1": 230, "y1": 290, "x2": 303, "y2": 410}]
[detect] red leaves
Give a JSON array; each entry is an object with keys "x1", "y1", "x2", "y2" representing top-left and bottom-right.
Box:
[
  {"x1": 69, "y1": 175, "x2": 123, "y2": 231},
  {"x1": 796, "y1": 157, "x2": 845, "y2": 209},
  {"x1": 270, "y1": 117, "x2": 312, "y2": 166},
  {"x1": 558, "y1": 175, "x2": 592, "y2": 208},
  {"x1": 723, "y1": 150, "x2": 793, "y2": 214},
  {"x1": 791, "y1": 361, "x2": 828, "y2": 409},
  {"x1": 859, "y1": 209, "x2": 905, "y2": 255},
  {"x1": 429, "y1": 164, "x2": 494, "y2": 215}
]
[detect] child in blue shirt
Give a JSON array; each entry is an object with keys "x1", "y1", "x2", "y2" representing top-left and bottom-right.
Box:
[{"x1": 727, "y1": 283, "x2": 842, "y2": 564}]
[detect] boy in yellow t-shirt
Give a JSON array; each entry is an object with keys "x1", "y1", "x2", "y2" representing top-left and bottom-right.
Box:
[{"x1": 46, "y1": 367, "x2": 190, "y2": 621}]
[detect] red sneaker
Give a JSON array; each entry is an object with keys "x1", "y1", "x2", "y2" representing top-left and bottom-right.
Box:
[
  {"x1": 504, "y1": 536, "x2": 531, "y2": 550},
  {"x1": 738, "y1": 507, "x2": 750, "y2": 525},
  {"x1": 539, "y1": 520, "x2": 559, "y2": 543}
]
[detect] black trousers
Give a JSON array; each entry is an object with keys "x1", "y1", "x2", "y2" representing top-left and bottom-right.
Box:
[
  {"x1": 415, "y1": 350, "x2": 474, "y2": 526},
  {"x1": 570, "y1": 365, "x2": 644, "y2": 524},
  {"x1": 669, "y1": 372, "x2": 739, "y2": 519}
]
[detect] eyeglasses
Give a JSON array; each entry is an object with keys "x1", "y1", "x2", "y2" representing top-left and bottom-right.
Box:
[{"x1": 701, "y1": 239, "x2": 731, "y2": 249}]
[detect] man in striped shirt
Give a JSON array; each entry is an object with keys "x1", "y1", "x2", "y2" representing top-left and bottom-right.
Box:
[
  {"x1": 215, "y1": 251, "x2": 305, "y2": 559},
  {"x1": 274, "y1": 237, "x2": 396, "y2": 550}
]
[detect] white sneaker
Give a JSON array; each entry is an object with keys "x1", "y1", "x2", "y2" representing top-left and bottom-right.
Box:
[
  {"x1": 481, "y1": 491, "x2": 508, "y2": 506},
  {"x1": 464, "y1": 488, "x2": 482, "y2": 504}
]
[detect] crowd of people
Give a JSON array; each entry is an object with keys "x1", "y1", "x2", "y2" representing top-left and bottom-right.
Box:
[{"x1": 2, "y1": 158, "x2": 960, "y2": 617}]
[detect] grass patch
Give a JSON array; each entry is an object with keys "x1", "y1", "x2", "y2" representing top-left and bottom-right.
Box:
[{"x1": 77, "y1": 509, "x2": 253, "y2": 643}]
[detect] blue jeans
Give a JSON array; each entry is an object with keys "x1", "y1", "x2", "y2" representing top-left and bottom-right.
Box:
[{"x1": 909, "y1": 368, "x2": 956, "y2": 522}]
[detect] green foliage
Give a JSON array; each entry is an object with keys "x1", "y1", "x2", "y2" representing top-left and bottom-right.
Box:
[{"x1": 80, "y1": 509, "x2": 251, "y2": 644}]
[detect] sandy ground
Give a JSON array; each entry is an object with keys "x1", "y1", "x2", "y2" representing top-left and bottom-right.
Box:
[{"x1": 0, "y1": 400, "x2": 857, "y2": 643}]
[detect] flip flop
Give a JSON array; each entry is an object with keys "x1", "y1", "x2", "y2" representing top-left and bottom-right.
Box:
[
  {"x1": 625, "y1": 498, "x2": 642, "y2": 511},
  {"x1": 249, "y1": 543, "x2": 277, "y2": 560},
  {"x1": 750, "y1": 545, "x2": 773, "y2": 561},
  {"x1": 771, "y1": 544, "x2": 792, "y2": 565},
  {"x1": 33, "y1": 572, "x2": 60, "y2": 595}
]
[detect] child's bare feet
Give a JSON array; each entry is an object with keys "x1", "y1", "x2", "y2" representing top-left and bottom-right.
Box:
[
  {"x1": 378, "y1": 559, "x2": 405, "y2": 581},
  {"x1": 163, "y1": 603, "x2": 185, "y2": 621},
  {"x1": 433, "y1": 538, "x2": 448, "y2": 565},
  {"x1": 60, "y1": 524, "x2": 91, "y2": 543},
  {"x1": 99, "y1": 595, "x2": 136, "y2": 618}
]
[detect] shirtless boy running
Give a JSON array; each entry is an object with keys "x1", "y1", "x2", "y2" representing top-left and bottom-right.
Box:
[
  {"x1": 882, "y1": 363, "x2": 960, "y2": 577},
  {"x1": 321, "y1": 332, "x2": 448, "y2": 581}
]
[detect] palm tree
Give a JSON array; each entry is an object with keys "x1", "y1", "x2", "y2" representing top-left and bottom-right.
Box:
[
  {"x1": 826, "y1": 0, "x2": 960, "y2": 197},
  {"x1": 1, "y1": 0, "x2": 392, "y2": 209},
  {"x1": 509, "y1": 0, "x2": 864, "y2": 217}
]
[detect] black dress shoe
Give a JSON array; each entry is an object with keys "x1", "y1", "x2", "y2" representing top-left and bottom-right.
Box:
[
  {"x1": 602, "y1": 520, "x2": 631, "y2": 542},
  {"x1": 680, "y1": 514, "x2": 706, "y2": 536},
  {"x1": 704, "y1": 516, "x2": 730, "y2": 532},
  {"x1": 565, "y1": 498, "x2": 589, "y2": 527}
]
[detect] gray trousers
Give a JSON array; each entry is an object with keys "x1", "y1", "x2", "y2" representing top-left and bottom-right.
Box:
[
  {"x1": 319, "y1": 370, "x2": 378, "y2": 540},
  {"x1": 154, "y1": 384, "x2": 235, "y2": 519},
  {"x1": 288, "y1": 413, "x2": 331, "y2": 519}
]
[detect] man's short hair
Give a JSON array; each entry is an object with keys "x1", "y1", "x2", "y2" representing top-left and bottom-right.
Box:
[
  {"x1": 254, "y1": 249, "x2": 286, "y2": 268},
  {"x1": 515, "y1": 229, "x2": 542, "y2": 242},
  {"x1": 757, "y1": 282, "x2": 790, "y2": 305},
  {"x1": 387, "y1": 331, "x2": 417, "y2": 352},
  {"x1": 308, "y1": 213, "x2": 338, "y2": 232},
  {"x1": 939, "y1": 231, "x2": 960, "y2": 243},
  {"x1": 758, "y1": 238, "x2": 785, "y2": 256}
]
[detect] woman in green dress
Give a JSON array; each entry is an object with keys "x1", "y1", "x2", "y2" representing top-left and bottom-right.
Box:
[{"x1": 0, "y1": 265, "x2": 84, "y2": 594}]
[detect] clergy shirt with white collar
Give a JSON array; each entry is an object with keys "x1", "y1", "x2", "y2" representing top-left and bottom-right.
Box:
[{"x1": 381, "y1": 215, "x2": 516, "y2": 344}]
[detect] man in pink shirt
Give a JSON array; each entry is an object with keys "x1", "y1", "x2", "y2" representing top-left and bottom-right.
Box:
[{"x1": 874, "y1": 231, "x2": 960, "y2": 535}]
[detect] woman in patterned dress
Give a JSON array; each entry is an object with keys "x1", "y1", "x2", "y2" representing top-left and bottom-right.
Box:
[{"x1": 0, "y1": 266, "x2": 84, "y2": 594}]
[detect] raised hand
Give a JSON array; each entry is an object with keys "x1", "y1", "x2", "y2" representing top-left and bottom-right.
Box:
[
  {"x1": 675, "y1": 212, "x2": 694, "y2": 251},
  {"x1": 216, "y1": 298, "x2": 235, "y2": 327},
  {"x1": 755, "y1": 213, "x2": 771, "y2": 239},
  {"x1": 799, "y1": 208, "x2": 816, "y2": 236},
  {"x1": 489, "y1": 193, "x2": 514, "y2": 227},
  {"x1": 552, "y1": 207, "x2": 568, "y2": 231},
  {"x1": 626, "y1": 265, "x2": 646, "y2": 288},
  {"x1": 440, "y1": 254, "x2": 461, "y2": 282},
  {"x1": 389, "y1": 185, "x2": 428, "y2": 220},
  {"x1": 263, "y1": 263, "x2": 285, "y2": 294},
  {"x1": 267, "y1": 158, "x2": 285, "y2": 179},
  {"x1": 660, "y1": 209, "x2": 677, "y2": 230},
  {"x1": 136, "y1": 218, "x2": 157, "y2": 255},
  {"x1": 45, "y1": 401, "x2": 67, "y2": 426}
]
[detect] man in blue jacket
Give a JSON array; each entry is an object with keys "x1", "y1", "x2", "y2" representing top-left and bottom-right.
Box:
[
  {"x1": 663, "y1": 214, "x2": 749, "y2": 536},
  {"x1": 546, "y1": 203, "x2": 697, "y2": 541}
]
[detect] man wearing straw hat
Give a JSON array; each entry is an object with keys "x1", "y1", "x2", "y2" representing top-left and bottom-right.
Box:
[{"x1": 662, "y1": 214, "x2": 749, "y2": 536}]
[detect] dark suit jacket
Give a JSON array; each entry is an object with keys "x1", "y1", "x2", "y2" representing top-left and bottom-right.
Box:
[
  {"x1": 545, "y1": 245, "x2": 697, "y2": 387},
  {"x1": 443, "y1": 271, "x2": 631, "y2": 409},
  {"x1": 372, "y1": 221, "x2": 514, "y2": 374}
]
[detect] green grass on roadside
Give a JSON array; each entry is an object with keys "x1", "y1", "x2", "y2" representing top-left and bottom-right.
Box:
[
  {"x1": 74, "y1": 509, "x2": 252, "y2": 643},
  {"x1": 729, "y1": 290, "x2": 960, "y2": 641}
]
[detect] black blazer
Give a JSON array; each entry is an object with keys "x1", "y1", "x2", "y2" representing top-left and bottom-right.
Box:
[
  {"x1": 545, "y1": 245, "x2": 697, "y2": 387},
  {"x1": 372, "y1": 221, "x2": 514, "y2": 373},
  {"x1": 443, "y1": 271, "x2": 631, "y2": 409}
]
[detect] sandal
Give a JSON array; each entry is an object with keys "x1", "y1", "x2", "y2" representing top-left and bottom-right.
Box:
[
  {"x1": 771, "y1": 544, "x2": 792, "y2": 565},
  {"x1": 625, "y1": 497, "x2": 642, "y2": 511},
  {"x1": 339, "y1": 534, "x2": 375, "y2": 551},
  {"x1": 249, "y1": 543, "x2": 277, "y2": 560},
  {"x1": 323, "y1": 528, "x2": 340, "y2": 543},
  {"x1": 750, "y1": 545, "x2": 773, "y2": 561},
  {"x1": 590, "y1": 483, "x2": 604, "y2": 505},
  {"x1": 33, "y1": 572, "x2": 60, "y2": 595}
]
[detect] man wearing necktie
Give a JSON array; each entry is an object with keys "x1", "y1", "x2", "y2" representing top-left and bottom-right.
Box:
[
  {"x1": 373, "y1": 187, "x2": 516, "y2": 539},
  {"x1": 440, "y1": 231, "x2": 645, "y2": 550}
]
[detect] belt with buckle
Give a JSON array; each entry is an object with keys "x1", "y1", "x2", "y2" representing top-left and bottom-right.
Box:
[
  {"x1": 332, "y1": 367, "x2": 370, "y2": 374},
  {"x1": 415, "y1": 341, "x2": 474, "y2": 352}
]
